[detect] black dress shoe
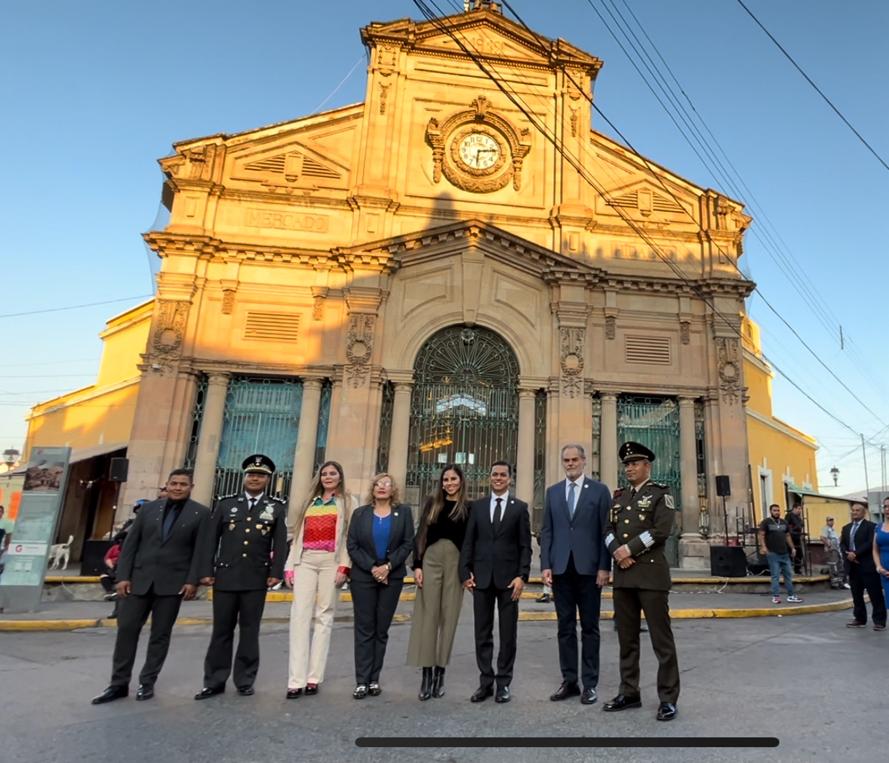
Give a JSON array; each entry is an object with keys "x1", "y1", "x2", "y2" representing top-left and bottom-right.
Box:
[
  {"x1": 286, "y1": 688, "x2": 303, "y2": 699},
  {"x1": 580, "y1": 688, "x2": 598, "y2": 705},
  {"x1": 470, "y1": 685, "x2": 494, "y2": 703},
  {"x1": 418, "y1": 667, "x2": 433, "y2": 701},
  {"x1": 656, "y1": 702, "x2": 678, "y2": 721},
  {"x1": 368, "y1": 682, "x2": 381, "y2": 697},
  {"x1": 237, "y1": 686, "x2": 255, "y2": 696},
  {"x1": 135, "y1": 684, "x2": 154, "y2": 701},
  {"x1": 194, "y1": 686, "x2": 224, "y2": 700},
  {"x1": 603, "y1": 694, "x2": 642, "y2": 712},
  {"x1": 550, "y1": 681, "x2": 580, "y2": 701},
  {"x1": 91, "y1": 686, "x2": 128, "y2": 705},
  {"x1": 495, "y1": 685, "x2": 511, "y2": 703},
  {"x1": 305, "y1": 683, "x2": 319, "y2": 695}
]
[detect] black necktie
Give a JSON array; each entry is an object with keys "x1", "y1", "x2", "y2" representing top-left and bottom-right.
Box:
[
  {"x1": 162, "y1": 502, "x2": 181, "y2": 541},
  {"x1": 493, "y1": 497, "x2": 503, "y2": 533}
]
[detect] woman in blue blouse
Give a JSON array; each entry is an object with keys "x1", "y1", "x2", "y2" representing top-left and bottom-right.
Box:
[
  {"x1": 346, "y1": 473, "x2": 414, "y2": 699},
  {"x1": 873, "y1": 497, "x2": 889, "y2": 622}
]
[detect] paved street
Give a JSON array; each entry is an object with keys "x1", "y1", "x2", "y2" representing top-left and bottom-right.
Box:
[{"x1": 0, "y1": 601, "x2": 881, "y2": 763}]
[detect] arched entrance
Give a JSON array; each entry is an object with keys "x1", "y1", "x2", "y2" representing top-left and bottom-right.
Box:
[{"x1": 405, "y1": 325, "x2": 519, "y2": 503}]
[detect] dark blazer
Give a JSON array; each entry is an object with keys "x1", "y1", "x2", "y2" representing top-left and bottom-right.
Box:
[
  {"x1": 347, "y1": 504, "x2": 415, "y2": 582},
  {"x1": 540, "y1": 477, "x2": 611, "y2": 576},
  {"x1": 460, "y1": 494, "x2": 532, "y2": 590},
  {"x1": 202, "y1": 493, "x2": 288, "y2": 591},
  {"x1": 116, "y1": 498, "x2": 210, "y2": 597},
  {"x1": 841, "y1": 519, "x2": 877, "y2": 574}
]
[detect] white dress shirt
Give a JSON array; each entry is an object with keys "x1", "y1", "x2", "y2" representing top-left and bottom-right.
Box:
[{"x1": 489, "y1": 492, "x2": 509, "y2": 523}]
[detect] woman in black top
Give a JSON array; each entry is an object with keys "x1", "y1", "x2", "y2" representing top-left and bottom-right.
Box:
[{"x1": 406, "y1": 464, "x2": 469, "y2": 700}]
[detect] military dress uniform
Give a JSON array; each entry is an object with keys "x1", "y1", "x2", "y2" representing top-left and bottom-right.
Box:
[
  {"x1": 198, "y1": 455, "x2": 287, "y2": 695},
  {"x1": 604, "y1": 442, "x2": 680, "y2": 718}
]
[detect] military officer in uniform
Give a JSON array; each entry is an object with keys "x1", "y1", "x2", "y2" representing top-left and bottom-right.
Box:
[
  {"x1": 195, "y1": 454, "x2": 287, "y2": 699},
  {"x1": 602, "y1": 442, "x2": 680, "y2": 722}
]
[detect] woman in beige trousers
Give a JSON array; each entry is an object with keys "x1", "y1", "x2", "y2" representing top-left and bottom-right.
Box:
[
  {"x1": 283, "y1": 460, "x2": 355, "y2": 698},
  {"x1": 406, "y1": 463, "x2": 469, "y2": 700}
]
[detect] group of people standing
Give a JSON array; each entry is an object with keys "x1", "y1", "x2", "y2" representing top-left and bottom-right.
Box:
[{"x1": 91, "y1": 441, "x2": 681, "y2": 721}]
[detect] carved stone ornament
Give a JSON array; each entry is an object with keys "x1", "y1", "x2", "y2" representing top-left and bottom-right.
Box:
[
  {"x1": 680, "y1": 320, "x2": 690, "y2": 345},
  {"x1": 152, "y1": 300, "x2": 188, "y2": 356},
  {"x1": 425, "y1": 96, "x2": 531, "y2": 194},
  {"x1": 346, "y1": 313, "x2": 376, "y2": 386},
  {"x1": 715, "y1": 336, "x2": 743, "y2": 404},
  {"x1": 559, "y1": 326, "x2": 585, "y2": 398},
  {"x1": 222, "y1": 288, "x2": 235, "y2": 315},
  {"x1": 605, "y1": 315, "x2": 616, "y2": 340},
  {"x1": 378, "y1": 79, "x2": 391, "y2": 115}
]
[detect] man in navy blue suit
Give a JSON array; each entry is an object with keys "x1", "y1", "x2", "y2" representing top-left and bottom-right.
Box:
[{"x1": 540, "y1": 444, "x2": 612, "y2": 705}]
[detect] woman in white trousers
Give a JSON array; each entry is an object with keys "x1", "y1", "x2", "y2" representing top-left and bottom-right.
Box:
[{"x1": 284, "y1": 461, "x2": 356, "y2": 698}]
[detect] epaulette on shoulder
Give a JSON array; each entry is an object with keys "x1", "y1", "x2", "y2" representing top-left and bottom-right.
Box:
[
  {"x1": 656, "y1": 482, "x2": 669, "y2": 489},
  {"x1": 218, "y1": 493, "x2": 240, "y2": 500},
  {"x1": 271, "y1": 495, "x2": 287, "y2": 504}
]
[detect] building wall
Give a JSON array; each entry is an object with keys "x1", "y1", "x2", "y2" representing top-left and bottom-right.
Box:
[
  {"x1": 24, "y1": 301, "x2": 152, "y2": 456},
  {"x1": 743, "y1": 317, "x2": 819, "y2": 523}
]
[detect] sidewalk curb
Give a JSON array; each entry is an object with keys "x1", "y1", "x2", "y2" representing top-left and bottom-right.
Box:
[{"x1": 1, "y1": 598, "x2": 853, "y2": 632}]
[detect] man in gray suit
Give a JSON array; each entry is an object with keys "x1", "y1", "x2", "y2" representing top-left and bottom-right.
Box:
[
  {"x1": 91, "y1": 469, "x2": 209, "y2": 704},
  {"x1": 540, "y1": 444, "x2": 611, "y2": 705}
]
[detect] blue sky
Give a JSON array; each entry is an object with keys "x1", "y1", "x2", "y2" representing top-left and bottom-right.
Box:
[{"x1": 1, "y1": 1, "x2": 886, "y2": 496}]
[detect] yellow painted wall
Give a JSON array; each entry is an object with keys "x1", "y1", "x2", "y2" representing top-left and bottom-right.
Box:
[
  {"x1": 744, "y1": 316, "x2": 820, "y2": 523},
  {"x1": 24, "y1": 301, "x2": 152, "y2": 457}
]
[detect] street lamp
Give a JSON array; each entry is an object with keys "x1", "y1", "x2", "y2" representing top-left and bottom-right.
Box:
[
  {"x1": 2, "y1": 447, "x2": 20, "y2": 472},
  {"x1": 830, "y1": 466, "x2": 839, "y2": 487}
]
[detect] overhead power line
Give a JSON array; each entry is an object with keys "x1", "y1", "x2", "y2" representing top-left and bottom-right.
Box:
[
  {"x1": 495, "y1": 0, "x2": 888, "y2": 431},
  {"x1": 410, "y1": 0, "x2": 881, "y2": 441},
  {"x1": 0, "y1": 295, "x2": 153, "y2": 320},
  {"x1": 736, "y1": 0, "x2": 889, "y2": 173}
]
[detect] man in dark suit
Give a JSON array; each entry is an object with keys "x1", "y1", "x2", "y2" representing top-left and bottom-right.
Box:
[
  {"x1": 91, "y1": 469, "x2": 209, "y2": 704},
  {"x1": 459, "y1": 461, "x2": 531, "y2": 704},
  {"x1": 195, "y1": 453, "x2": 287, "y2": 699},
  {"x1": 841, "y1": 500, "x2": 886, "y2": 630},
  {"x1": 540, "y1": 444, "x2": 611, "y2": 706},
  {"x1": 603, "y1": 442, "x2": 680, "y2": 722}
]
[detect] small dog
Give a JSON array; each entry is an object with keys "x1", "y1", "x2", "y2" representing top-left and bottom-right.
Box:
[{"x1": 48, "y1": 535, "x2": 75, "y2": 570}]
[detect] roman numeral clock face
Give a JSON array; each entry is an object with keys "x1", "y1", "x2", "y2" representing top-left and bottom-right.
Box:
[{"x1": 458, "y1": 132, "x2": 501, "y2": 170}]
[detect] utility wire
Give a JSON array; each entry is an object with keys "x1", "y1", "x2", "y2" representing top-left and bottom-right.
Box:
[
  {"x1": 0, "y1": 295, "x2": 153, "y2": 320},
  {"x1": 411, "y1": 0, "x2": 877, "y2": 440},
  {"x1": 736, "y1": 0, "x2": 889, "y2": 173},
  {"x1": 500, "y1": 0, "x2": 888, "y2": 429}
]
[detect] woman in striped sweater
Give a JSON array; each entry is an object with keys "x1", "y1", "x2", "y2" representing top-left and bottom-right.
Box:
[{"x1": 283, "y1": 460, "x2": 356, "y2": 698}]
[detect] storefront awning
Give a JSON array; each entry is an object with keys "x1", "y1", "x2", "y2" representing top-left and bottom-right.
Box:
[
  {"x1": 68, "y1": 442, "x2": 127, "y2": 464},
  {"x1": 787, "y1": 486, "x2": 853, "y2": 504}
]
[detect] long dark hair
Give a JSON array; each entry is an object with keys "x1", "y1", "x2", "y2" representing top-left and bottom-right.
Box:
[{"x1": 416, "y1": 464, "x2": 468, "y2": 557}]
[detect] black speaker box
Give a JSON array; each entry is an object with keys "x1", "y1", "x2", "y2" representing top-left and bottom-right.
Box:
[
  {"x1": 715, "y1": 475, "x2": 731, "y2": 497},
  {"x1": 109, "y1": 457, "x2": 129, "y2": 483},
  {"x1": 710, "y1": 545, "x2": 747, "y2": 577}
]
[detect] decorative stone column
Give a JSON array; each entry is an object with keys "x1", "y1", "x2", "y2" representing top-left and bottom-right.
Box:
[
  {"x1": 599, "y1": 393, "x2": 618, "y2": 489},
  {"x1": 386, "y1": 382, "x2": 413, "y2": 490},
  {"x1": 287, "y1": 378, "x2": 324, "y2": 527},
  {"x1": 678, "y1": 397, "x2": 700, "y2": 535},
  {"x1": 191, "y1": 372, "x2": 230, "y2": 505},
  {"x1": 516, "y1": 388, "x2": 536, "y2": 503}
]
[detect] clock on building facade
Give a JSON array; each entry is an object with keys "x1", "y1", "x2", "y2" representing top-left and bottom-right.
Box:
[{"x1": 426, "y1": 96, "x2": 531, "y2": 193}]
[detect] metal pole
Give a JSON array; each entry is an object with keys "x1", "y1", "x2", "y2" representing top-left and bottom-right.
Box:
[
  {"x1": 861, "y1": 434, "x2": 871, "y2": 516},
  {"x1": 881, "y1": 444, "x2": 887, "y2": 508}
]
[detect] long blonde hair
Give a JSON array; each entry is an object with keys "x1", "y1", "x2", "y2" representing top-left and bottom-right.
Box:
[
  {"x1": 291, "y1": 460, "x2": 345, "y2": 533},
  {"x1": 365, "y1": 472, "x2": 401, "y2": 507}
]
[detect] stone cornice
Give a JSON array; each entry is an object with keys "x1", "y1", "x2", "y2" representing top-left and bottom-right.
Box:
[
  {"x1": 361, "y1": 9, "x2": 602, "y2": 75},
  {"x1": 144, "y1": 220, "x2": 753, "y2": 298}
]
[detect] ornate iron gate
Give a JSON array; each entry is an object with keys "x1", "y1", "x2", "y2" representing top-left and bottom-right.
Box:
[
  {"x1": 406, "y1": 326, "x2": 519, "y2": 504},
  {"x1": 214, "y1": 376, "x2": 302, "y2": 500},
  {"x1": 616, "y1": 394, "x2": 681, "y2": 565}
]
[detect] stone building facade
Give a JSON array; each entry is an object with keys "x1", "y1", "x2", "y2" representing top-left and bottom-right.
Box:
[{"x1": 117, "y1": 5, "x2": 754, "y2": 566}]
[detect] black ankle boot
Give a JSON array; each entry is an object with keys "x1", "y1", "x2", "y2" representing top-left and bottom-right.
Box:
[
  {"x1": 418, "y1": 667, "x2": 433, "y2": 701},
  {"x1": 432, "y1": 666, "x2": 445, "y2": 698}
]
